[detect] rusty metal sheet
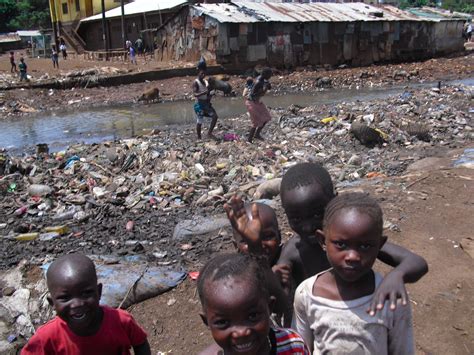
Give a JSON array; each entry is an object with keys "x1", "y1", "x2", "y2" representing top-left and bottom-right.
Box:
[{"x1": 192, "y1": 2, "x2": 446, "y2": 24}]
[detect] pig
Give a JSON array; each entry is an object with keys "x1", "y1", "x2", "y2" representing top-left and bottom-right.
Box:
[
  {"x1": 138, "y1": 87, "x2": 160, "y2": 103},
  {"x1": 207, "y1": 77, "x2": 234, "y2": 96}
]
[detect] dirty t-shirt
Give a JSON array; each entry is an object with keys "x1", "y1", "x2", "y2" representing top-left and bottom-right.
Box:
[
  {"x1": 21, "y1": 305, "x2": 147, "y2": 355},
  {"x1": 292, "y1": 270, "x2": 414, "y2": 355}
]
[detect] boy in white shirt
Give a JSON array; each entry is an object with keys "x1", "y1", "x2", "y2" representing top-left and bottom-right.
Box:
[{"x1": 293, "y1": 192, "x2": 414, "y2": 354}]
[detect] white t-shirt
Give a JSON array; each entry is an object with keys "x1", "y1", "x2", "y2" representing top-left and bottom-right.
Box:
[{"x1": 292, "y1": 270, "x2": 414, "y2": 355}]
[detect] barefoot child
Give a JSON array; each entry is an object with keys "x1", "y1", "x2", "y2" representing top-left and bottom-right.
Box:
[
  {"x1": 278, "y1": 162, "x2": 428, "y2": 315},
  {"x1": 52, "y1": 46, "x2": 59, "y2": 69},
  {"x1": 293, "y1": 193, "x2": 414, "y2": 354},
  {"x1": 22, "y1": 253, "x2": 151, "y2": 355},
  {"x1": 10, "y1": 51, "x2": 16, "y2": 73},
  {"x1": 18, "y1": 57, "x2": 28, "y2": 81},
  {"x1": 197, "y1": 253, "x2": 310, "y2": 355},
  {"x1": 245, "y1": 68, "x2": 272, "y2": 142},
  {"x1": 193, "y1": 65, "x2": 218, "y2": 140}
]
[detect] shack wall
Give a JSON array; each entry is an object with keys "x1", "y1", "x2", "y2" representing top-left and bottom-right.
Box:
[
  {"x1": 80, "y1": 13, "x2": 174, "y2": 50},
  {"x1": 156, "y1": 10, "x2": 465, "y2": 68}
]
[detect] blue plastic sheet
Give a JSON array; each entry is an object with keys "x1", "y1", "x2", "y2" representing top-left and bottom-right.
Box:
[
  {"x1": 42, "y1": 256, "x2": 186, "y2": 309},
  {"x1": 453, "y1": 148, "x2": 474, "y2": 169}
]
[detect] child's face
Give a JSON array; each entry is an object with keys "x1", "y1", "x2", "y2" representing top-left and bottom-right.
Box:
[
  {"x1": 281, "y1": 183, "x2": 332, "y2": 243},
  {"x1": 320, "y1": 209, "x2": 386, "y2": 282},
  {"x1": 47, "y1": 268, "x2": 102, "y2": 336},
  {"x1": 233, "y1": 206, "x2": 281, "y2": 263},
  {"x1": 202, "y1": 277, "x2": 271, "y2": 355},
  {"x1": 198, "y1": 70, "x2": 206, "y2": 80}
]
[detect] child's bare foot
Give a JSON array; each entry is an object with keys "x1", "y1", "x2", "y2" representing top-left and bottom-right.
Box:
[{"x1": 207, "y1": 133, "x2": 218, "y2": 141}]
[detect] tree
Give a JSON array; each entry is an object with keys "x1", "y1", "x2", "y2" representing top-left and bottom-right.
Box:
[
  {"x1": 0, "y1": 0, "x2": 19, "y2": 32},
  {"x1": 0, "y1": 0, "x2": 50, "y2": 31}
]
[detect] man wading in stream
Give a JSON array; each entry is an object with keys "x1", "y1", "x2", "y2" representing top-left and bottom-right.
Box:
[{"x1": 193, "y1": 59, "x2": 218, "y2": 141}]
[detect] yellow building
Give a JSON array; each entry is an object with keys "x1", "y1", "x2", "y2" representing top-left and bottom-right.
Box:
[
  {"x1": 49, "y1": 0, "x2": 130, "y2": 52},
  {"x1": 49, "y1": 0, "x2": 127, "y2": 25}
]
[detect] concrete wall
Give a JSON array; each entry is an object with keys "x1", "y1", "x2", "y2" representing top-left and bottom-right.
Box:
[{"x1": 156, "y1": 10, "x2": 465, "y2": 68}]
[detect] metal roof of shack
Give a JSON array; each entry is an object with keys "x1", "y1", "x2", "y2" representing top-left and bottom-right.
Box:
[{"x1": 191, "y1": 1, "x2": 442, "y2": 24}]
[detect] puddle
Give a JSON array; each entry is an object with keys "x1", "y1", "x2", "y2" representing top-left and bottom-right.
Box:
[{"x1": 1, "y1": 77, "x2": 473, "y2": 154}]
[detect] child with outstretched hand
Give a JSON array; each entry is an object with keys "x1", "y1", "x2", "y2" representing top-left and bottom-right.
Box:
[
  {"x1": 197, "y1": 253, "x2": 310, "y2": 355},
  {"x1": 277, "y1": 162, "x2": 428, "y2": 316},
  {"x1": 225, "y1": 195, "x2": 291, "y2": 288},
  {"x1": 21, "y1": 253, "x2": 151, "y2": 355},
  {"x1": 293, "y1": 193, "x2": 414, "y2": 354},
  {"x1": 225, "y1": 196, "x2": 291, "y2": 318}
]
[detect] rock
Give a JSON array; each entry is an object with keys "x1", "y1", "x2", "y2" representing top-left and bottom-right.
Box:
[
  {"x1": 350, "y1": 122, "x2": 384, "y2": 147},
  {"x1": 2, "y1": 287, "x2": 15, "y2": 297},
  {"x1": 253, "y1": 178, "x2": 282, "y2": 199},
  {"x1": 172, "y1": 215, "x2": 230, "y2": 240},
  {"x1": 347, "y1": 155, "x2": 362, "y2": 166}
]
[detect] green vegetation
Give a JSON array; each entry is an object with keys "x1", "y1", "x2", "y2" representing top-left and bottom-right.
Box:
[
  {"x1": 400, "y1": 0, "x2": 473, "y2": 13},
  {"x1": 0, "y1": 0, "x2": 50, "y2": 32}
]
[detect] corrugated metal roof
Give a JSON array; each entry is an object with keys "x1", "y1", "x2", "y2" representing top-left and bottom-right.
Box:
[
  {"x1": 17, "y1": 30, "x2": 42, "y2": 37},
  {"x1": 81, "y1": 0, "x2": 188, "y2": 22},
  {"x1": 407, "y1": 7, "x2": 472, "y2": 20},
  {"x1": 0, "y1": 33, "x2": 21, "y2": 43},
  {"x1": 192, "y1": 1, "x2": 453, "y2": 24}
]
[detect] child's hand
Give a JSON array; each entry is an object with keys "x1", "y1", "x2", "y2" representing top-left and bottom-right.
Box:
[
  {"x1": 272, "y1": 264, "x2": 291, "y2": 287},
  {"x1": 368, "y1": 270, "x2": 408, "y2": 316},
  {"x1": 224, "y1": 195, "x2": 262, "y2": 251}
]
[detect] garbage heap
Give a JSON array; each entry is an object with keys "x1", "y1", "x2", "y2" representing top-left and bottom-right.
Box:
[{"x1": 0, "y1": 84, "x2": 472, "y2": 270}]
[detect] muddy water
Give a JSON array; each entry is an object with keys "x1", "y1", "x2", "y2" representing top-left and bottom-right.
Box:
[{"x1": 1, "y1": 78, "x2": 473, "y2": 154}]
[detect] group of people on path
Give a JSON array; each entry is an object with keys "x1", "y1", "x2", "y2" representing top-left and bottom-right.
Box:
[
  {"x1": 193, "y1": 59, "x2": 273, "y2": 142},
  {"x1": 21, "y1": 161, "x2": 428, "y2": 354},
  {"x1": 126, "y1": 38, "x2": 146, "y2": 65}
]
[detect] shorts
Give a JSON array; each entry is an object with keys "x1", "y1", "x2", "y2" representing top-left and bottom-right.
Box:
[
  {"x1": 194, "y1": 101, "x2": 217, "y2": 124},
  {"x1": 20, "y1": 71, "x2": 27, "y2": 80}
]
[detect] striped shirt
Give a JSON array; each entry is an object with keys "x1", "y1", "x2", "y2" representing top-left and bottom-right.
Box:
[{"x1": 270, "y1": 327, "x2": 310, "y2": 355}]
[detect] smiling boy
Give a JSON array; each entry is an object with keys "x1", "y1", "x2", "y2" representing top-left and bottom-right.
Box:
[{"x1": 22, "y1": 253, "x2": 151, "y2": 355}]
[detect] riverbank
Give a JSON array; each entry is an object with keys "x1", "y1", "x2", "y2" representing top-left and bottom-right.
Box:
[{"x1": 1, "y1": 52, "x2": 473, "y2": 119}]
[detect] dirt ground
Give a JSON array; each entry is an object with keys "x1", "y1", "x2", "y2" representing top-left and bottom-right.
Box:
[{"x1": 131, "y1": 152, "x2": 474, "y2": 354}]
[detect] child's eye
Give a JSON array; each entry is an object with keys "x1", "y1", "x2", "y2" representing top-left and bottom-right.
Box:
[
  {"x1": 359, "y1": 244, "x2": 372, "y2": 251},
  {"x1": 248, "y1": 312, "x2": 261, "y2": 322},
  {"x1": 334, "y1": 241, "x2": 346, "y2": 249},
  {"x1": 213, "y1": 319, "x2": 229, "y2": 329}
]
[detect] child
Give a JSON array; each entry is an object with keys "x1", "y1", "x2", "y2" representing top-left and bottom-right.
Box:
[
  {"x1": 242, "y1": 77, "x2": 254, "y2": 99},
  {"x1": 21, "y1": 253, "x2": 151, "y2": 355},
  {"x1": 197, "y1": 253, "x2": 310, "y2": 355},
  {"x1": 52, "y1": 46, "x2": 59, "y2": 69},
  {"x1": 10, "y1": 51, "x2": 16, "y2": 73},
  {"x1": 293, "y1": 193, "x2": 414, "y2": 354},
  {"x1": 18, "y1": 57, "x2": 28, "y2": 81},
  {"x1": 245, "y1": 68, "x2": 272, "y2": 142},
  {"x1": 277, "y1": 162, "x2": 428, "y2": 315},
  {"x1": 59, "y1": 43, "x2": 67, "y2": 60},
  {"x1": 193, "y1": 65, "x2": 218, "y2": 140},
  {"x1": 130, "y1": 46, "x2": 137, "y2": 65},
  {"x1": 225, "y1": 197, "x2": 290, "y2": 285}
]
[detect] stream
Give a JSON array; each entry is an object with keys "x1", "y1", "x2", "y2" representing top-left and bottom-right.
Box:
[{"x1": 1, "y1": 78, "x2": 473, "y2": 154}]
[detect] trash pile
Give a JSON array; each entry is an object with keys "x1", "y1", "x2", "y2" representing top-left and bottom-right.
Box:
[{"x1": 0, "y1": 83, "x2": 472, "y2": 269}]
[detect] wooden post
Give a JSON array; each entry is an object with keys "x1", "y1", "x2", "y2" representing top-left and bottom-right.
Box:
[
  {"x1": 101, "y1": 0, "x2": 108, "y2": 60},
  {"x1": 121, "y1": 0, "x2": 126, "y2": 49}
]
